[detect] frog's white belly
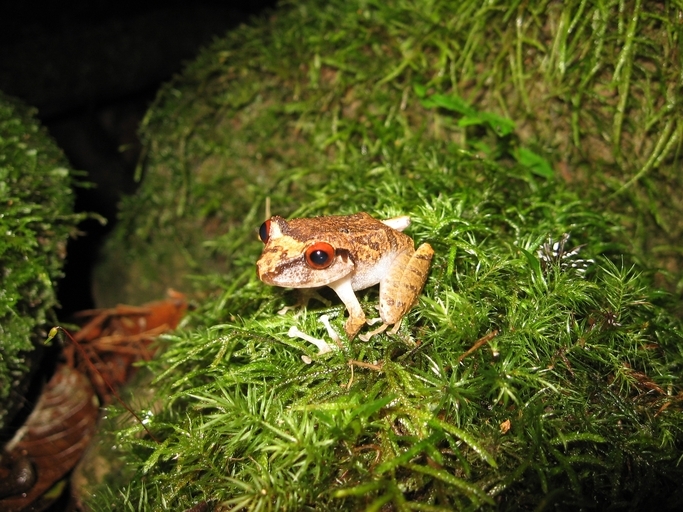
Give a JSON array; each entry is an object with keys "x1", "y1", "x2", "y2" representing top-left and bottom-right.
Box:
[{"x1": 350, "y1": 252, "x2": 399, "y2": 291}]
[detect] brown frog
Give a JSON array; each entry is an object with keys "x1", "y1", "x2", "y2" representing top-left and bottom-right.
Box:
[{"x1": 256, "y1": 212, "x2": 433, "y2": 339}]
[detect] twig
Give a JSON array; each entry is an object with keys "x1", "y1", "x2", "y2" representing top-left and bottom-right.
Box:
[
  {"x1": 458, "y1": 330, "x2": 499, "y2": 364},
  {"x1": 345, "y1": 359, "x2": 384, "y2": 390},
  {"x1": 348, "y1": 359, "x2": 384, "y2": 371}
]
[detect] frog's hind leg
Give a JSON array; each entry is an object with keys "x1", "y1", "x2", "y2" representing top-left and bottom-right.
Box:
[
  {"x1": 378, "y1": 243, "x2": 434, "y2": 327},
  {"x1": 358, "y1": 242, "x2": 433, "y2": 343}
]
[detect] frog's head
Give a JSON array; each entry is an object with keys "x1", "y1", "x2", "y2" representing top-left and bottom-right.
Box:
[{"x1": 256, "y1": 216, "x2": 354, "y2": 288}]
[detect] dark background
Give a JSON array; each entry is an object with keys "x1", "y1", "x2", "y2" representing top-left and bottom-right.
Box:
[
  {"x1": 1, "y1": 3, "x2": 276, "y2": 509},
  {"x1": 1, "y1": 0, "x2": 277, "y2": 317}
]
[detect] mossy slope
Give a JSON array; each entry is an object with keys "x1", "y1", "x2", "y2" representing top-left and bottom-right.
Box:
[
  {"x1": 98, "y1": 0, "x2": 683, "y2": 305},
  {"x1": 96, "y1": 147, "x2": 683, "y2": 510},
  {"x1": 90, "y1": 0, "x2": 683, "y2": 509}
]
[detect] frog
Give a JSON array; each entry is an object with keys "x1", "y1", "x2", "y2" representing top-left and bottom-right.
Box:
[{"x1": 256, "y1": 212, "x2": 434, "y2": 340}]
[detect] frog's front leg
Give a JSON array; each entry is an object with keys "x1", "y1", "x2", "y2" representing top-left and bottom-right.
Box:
[
  {"x1": 378, "y1": 243, "x2": 434, "y2": 328},
  {"x1": 327, "y1": 275, "x2": 366, "y2": 339}
]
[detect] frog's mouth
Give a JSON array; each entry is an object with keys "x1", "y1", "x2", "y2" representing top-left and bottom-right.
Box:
[{"x1": 257, "y1": 256, "x2": 311, "y2": 286}]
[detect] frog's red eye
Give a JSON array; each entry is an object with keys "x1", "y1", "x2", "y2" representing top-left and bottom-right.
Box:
[
  {"x1": 305, "y1": 242, "x2": 335, "y2": 269},
  {"x1": 259, "y1": 220, "x2": 271, "y2": 243}
]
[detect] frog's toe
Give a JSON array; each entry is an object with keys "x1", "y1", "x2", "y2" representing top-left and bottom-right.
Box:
[
  {"x1": 358, "y1": 323, "x2": 389, "y2": 342},
  {"x1": 344, "y1": 316, "x2": 366, "y2": 340}
]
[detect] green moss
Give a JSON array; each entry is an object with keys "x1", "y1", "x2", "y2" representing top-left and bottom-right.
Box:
[
  {"x1": 0, "y1": 92, "x2": 83, "y2": 430},
  {"x1": 93, "y1": 146, "x2": 683, "y2": 510},
  {"x1": 97, "y1": 0, "x2": 683, "y2": 305},
  {"x1": 89, "y1": 0, "x2": 683, "y2": 509}
]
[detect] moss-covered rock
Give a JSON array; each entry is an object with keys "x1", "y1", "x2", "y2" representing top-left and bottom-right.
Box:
[
  {"x1": 90, "y1": 0, "x2": 683, "y2": 509},
  {"x1": 96, "y1": 0, "x2": 683, "y2": 305},
  {"x1": 0, "y1": 92, "x2": 83, "y2": 431}
]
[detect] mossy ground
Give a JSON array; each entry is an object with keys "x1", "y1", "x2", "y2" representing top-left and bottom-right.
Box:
[
  {"x1": 0, "y1": 92, "x2": 84, "y2": 431},
  {"x1": 87, "y1": 1, "x2": 683, "y2": 510},
  {"x1": 93, "y1": 149, "x2": 683, "y2": 510}
]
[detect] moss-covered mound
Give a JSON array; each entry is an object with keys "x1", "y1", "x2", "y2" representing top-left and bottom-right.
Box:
[
  {"x1": 94, "y1": 151, "x2": 683, "y2": 510},
  {"x1": 97, "y1": 0, "x2": 683, "y2": 305},
  {"x1": 0, "y1": 92, "x2": 83, "y2": 431},
  {"x1": 89, "y1": 0, "x2": 683, "y2": 509}
]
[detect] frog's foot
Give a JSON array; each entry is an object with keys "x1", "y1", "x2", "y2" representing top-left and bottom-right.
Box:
[
  {"x1": 358, "y1": 323, "x2": 387, "y2": 342},
  {"x1": 344, "y1": 315, "x2": 367, "y2": 340},
  {"x1": 358, "y1": 319, "x2": 402, "y2": 342},
  {"x1": 278, "y1": 289, "x2": 331, "y2": 315},
  {"x1": 278, "y1": 304, "x2": 297, "y2": 315}
]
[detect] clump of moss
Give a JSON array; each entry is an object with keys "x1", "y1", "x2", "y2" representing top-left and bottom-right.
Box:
[
  {"x1": 88, "y1": 0, "x2": 683, "y2": 509},
  {"x1": 0, "y1": 92, "x2": 84, "y2": 430},
  {"x1": 92, "y1": 148, "x2": 683, "y2": 509}
]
